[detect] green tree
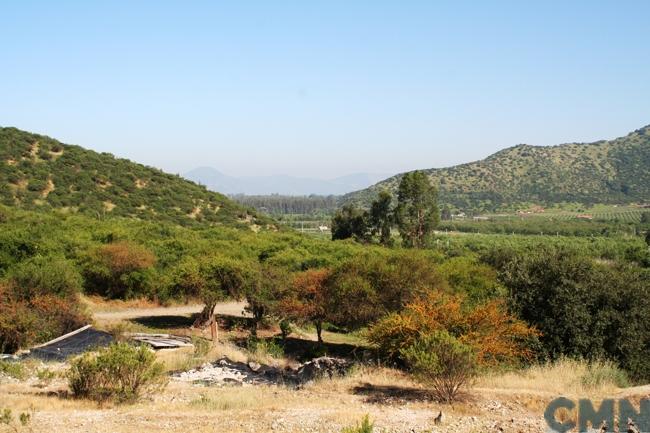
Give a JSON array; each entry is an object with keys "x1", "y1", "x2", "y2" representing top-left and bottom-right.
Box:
[
  {"x1": 331, "y1": 204, "x2": 369, "y2": 242},
  {"x1": 369, "y1": 190, "x2": 393, "y2": 246},
  {"x1": 245, "y1": 264, "x2": 289, "y2": 336},
  {"x1": 395, "y1": 171, "x2": 439, "y2": 248}
]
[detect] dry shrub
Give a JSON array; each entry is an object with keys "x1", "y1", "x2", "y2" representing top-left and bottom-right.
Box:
[
  {"x1": 96, "y1": 241, "x2": 156, "y2": 275},
  {"x1": 0, "y1": 285, "x2": 89, "y2": 353}
]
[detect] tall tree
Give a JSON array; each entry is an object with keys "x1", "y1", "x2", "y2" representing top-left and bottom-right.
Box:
[
  {"x1": 394, "y1": 171, "x2": 439, "y2": 248},
  {"x1": 331, "y1": 204, "x2": 370, "y2": 242},
  {"x1": 369, "y1": 190, "x2": 394, "y2": 246}
]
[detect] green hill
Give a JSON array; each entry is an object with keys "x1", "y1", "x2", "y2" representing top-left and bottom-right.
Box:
[
  {"x1": 343, "y1": 125, "x2": 650, "y2": 212},
  {"x1": 0, "y1": 127, "x2": 271, "y2": 228}
]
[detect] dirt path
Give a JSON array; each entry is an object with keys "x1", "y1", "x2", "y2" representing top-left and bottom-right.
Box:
[{"x1": 93, "y1": 301, "x2": 249, "y2": 322}]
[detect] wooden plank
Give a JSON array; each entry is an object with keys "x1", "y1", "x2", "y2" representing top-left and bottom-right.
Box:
[{"x1": 31, "y1": 325, "x2": 93, "y2": 349}]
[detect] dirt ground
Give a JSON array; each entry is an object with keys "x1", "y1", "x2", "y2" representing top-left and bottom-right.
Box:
[{"x1": 1, "y1": 302, "x2": 646, "y2": 433}]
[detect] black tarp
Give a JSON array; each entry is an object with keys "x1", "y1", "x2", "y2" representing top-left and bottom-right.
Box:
[{"x1": 29, "y1": 325, "x2": 113, "y2": 361}]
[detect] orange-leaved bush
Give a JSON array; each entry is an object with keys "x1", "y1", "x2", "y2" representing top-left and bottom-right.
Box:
[{"x1": 366, "y1": 290, "x2": 538, "y2": 367}]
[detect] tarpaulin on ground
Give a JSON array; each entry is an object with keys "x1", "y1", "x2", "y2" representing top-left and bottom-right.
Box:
[{"x1": 29, "y1": 325, "x2": 113, "y2": 361}]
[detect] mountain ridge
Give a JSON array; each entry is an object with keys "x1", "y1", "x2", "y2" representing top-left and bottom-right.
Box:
[
  {"x1": 185, "y1": 167, "x2": 391, "y2": 196},
  {"x1": 343, "y1": 125, "x2": 650, "y2": 212}
]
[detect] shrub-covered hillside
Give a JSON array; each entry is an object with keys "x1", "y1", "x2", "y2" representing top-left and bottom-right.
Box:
[
  {"x1": 0, "y1": 127, "x2": 271, "y2": 228},
  {"x1": 343, "y1": 125, "x2": 650, "y2": 212}
]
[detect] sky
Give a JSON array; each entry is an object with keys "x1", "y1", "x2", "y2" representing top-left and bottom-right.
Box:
[{"x1": 1, "y1": 1, "x2": 649, "y2": 179}]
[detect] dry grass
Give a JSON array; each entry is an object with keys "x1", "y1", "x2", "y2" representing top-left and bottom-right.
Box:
[{"x1": 476, "y1": 358, "x2": 628, "y2": 396}]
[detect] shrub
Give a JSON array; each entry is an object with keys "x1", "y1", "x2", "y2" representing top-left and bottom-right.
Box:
[
  {"x1": 0, "y1": 286, "x2": 88, "y2": 353},
  {"x1": 83, "y1": 241, "x2": 156, "y2": 298},
  {"x1": 68, "y1": 342, "x2": 166, "y2": 403},
  {"x1": 401, "y1": 331, "x2": 477, "y2": 402},
  {"x1": 245, "y1": 337, "x2": 284, "y2": 363},
  {"x1": 0, "y1": 360, "x2": 26, "y2": 380},
  {"x1": 341, "y1": 415, "x2": 374, "y2": 433},
  {"x1": 366, "y1": 290, "x2": 537, "y2": 367},
  {"x1": 7, "y1": 255, "x2": 83, "y2": 300}
]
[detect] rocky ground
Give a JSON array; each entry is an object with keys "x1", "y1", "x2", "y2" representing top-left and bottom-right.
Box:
[{"x1": 0, "y1": 357, "x2": 550, "y2": 433}]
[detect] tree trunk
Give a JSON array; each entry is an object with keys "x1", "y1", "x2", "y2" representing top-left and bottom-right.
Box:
[
  {"x1": 193, "y1": 302, "x2": 215, "y2": 328},
  {"x1": 315, "y1": 321, "x2": 323, "y2": 344}
]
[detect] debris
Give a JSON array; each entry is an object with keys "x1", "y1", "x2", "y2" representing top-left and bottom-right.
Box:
[
  {"x1": 28, "y1": 325, "x2": 113, "y2": 361},
  {"x1": 126, "y1": 333, "x2": 193, "y2": 349},
  {"x1": 173, "y1": 356, "x2": 351, "y2": 387}
]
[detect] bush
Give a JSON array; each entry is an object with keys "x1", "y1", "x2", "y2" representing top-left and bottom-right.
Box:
[
  {"x1": 366, "y1": 290, "x2": 537, "y2": 367},
  {"x1": 83, "y1": 242, "x2": 156, "y2": 298},
  {"x1": 341, "y1": 415, "x2": 374, "y2": 433},
  {"x1": 7, "y1": 255, "x2": 83, "y2": 300},
  {"x1": 401, "y1": 331, "x2": 476, "y2": 402},
  {"x1": 0, "y1": 285, "x2": 88, "y2": 353},
  {"x1": 68, "y1": 342, "x2": 167, "y2": 403}
]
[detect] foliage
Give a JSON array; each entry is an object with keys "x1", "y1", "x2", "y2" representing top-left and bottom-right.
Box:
[
  {"x1": 366, "y1": 290, "x2": 537, "y2": 367},
  {"x1": 83, "y1": 241, "x2": 156, "y2": 298},
  {"x1": 245, "y1": 336, "x2": 285, "y2": 362},
  {"x1": 0, "y1": 278, "x2": 88, "y2": 353},
  {"x1": 341, "y1": 415, "x2": 374, "y2": 433},
  {"x1": 401, "y1": 330, "x2": 477, "y2": 402},
  {"x1": 68, "y1": 342, "x2": 167, "y2": 403},
  {"x1": 0, "y1": 361, "x2": 26, "y2": 380},
  {"x1": 277, "y1": 269, "x2": 332, "y2": 342},
  {"x1": 369, "y1": 190, "x2": 394, "y2": 246},
  {"x1": 6, "y1": 255, "x2": 82, "y2": 300},
  {"x1": 497, "y1": 247, "x2": 650, "y2": 381},
  {"x1": 331, "y1": 204, "x2": 369, "y2": 242},
  {"x1": 0, "y1": 407, "x2": 33, "y2": 432},
  {"x1": 245, "y1": 264, "x2": 290, "y2": 335},
  {"x1": 395, "y1": 171, "x2": 439, "y2": 248}
]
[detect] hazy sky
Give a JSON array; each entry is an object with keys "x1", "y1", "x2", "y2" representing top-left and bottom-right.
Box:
[{"x1": 1, "y1": 1, "x2": 649, "y2": 178}]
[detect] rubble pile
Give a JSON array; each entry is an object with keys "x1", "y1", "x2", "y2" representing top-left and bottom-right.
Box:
[{"x1": 173, "y1": 356, "x2": 351, "y2": 387}]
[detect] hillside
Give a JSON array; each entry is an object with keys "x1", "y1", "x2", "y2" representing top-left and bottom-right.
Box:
[
  {"x1": 343, "y1": 125, "x2": 650, "y2": 212},
  {"x1": 0, "y1": 127, "x2": 271, "y2": 228}
]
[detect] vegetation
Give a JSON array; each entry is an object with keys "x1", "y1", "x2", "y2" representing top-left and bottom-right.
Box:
[
  {"x1": 343, "y1": 125, "x2": 650, "y2": 212},
  {"x1": 68, "y1": 342, "x2": 166, "y2": 403},
  {"x1": 341, "y1": 415, "x2": 374, "y2": 433},
  {"x1": 401, "y1": 330, "x2": 477, "y2": 402},
  {"x1": 394, "y1": 171, "x2": 439, "y2": 248},
  {"x1": 0, "y1": 127, "x2": 270, "y2": 228},
  {"x1": 1, "y1": 126, "x2": 649, "y2": 397}
]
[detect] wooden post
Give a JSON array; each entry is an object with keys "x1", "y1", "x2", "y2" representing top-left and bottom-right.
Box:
[{"x1": 210, "y1": 315, "x2": 218, "y2": 345}]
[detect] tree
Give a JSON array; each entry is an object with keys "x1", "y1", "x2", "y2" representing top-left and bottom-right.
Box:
[
  {"x1": 277, "y1": 269, "x2": 331, "y2": 343},
  {"x1": 369, "y1": 190, "x2": 393, "y2": 246},
  {"x1": 394, "y1": 171, "x2": 439, "y2": 248},
  {"x1": 245, "y1": 264, "x2": 289, "y2": 336},
  {"x1": 172, "y1": 256, "x2": 250, "y2": 326},
  {"x1": 331, "y1": 204, "x2": 370, "y2": 242},
  {"x1": 646, "y1": 230, "x2": 650, "y2": 247}
]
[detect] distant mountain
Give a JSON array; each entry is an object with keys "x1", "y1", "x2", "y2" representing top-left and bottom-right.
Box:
[
  {"x1": 184, "y1": 167, "x2": 391, "y2": 196},
  {"x1": 0, "y1": 127, "x2": 271, "y2": 228},
  {"x1": 343, "y1": 125, "x2": 650, "y2": 212}
]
